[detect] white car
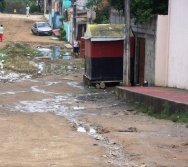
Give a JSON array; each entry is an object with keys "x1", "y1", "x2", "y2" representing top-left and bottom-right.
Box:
[{"x1": 31, "y1": 22, "x2": 52, "y2": 36}]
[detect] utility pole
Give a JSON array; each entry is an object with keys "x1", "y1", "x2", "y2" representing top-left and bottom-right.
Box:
[
  {"x1": 73, "y1": 0, "x2": 77, "y2": 40},
  {"x1": 44, "y1": 0, "x2": 46, "y2": 14},
  {"x1": 123, "y1": 0, "x2": 131, "y2": 86}
]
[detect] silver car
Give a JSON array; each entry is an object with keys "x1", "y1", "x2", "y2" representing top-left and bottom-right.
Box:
[{"x1": 31, "y1": 22, "x2": 52, "y2": 36}]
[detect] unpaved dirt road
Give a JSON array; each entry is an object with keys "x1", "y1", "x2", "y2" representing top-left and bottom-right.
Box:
[{"x1": 0, "y1": 14, "x2": 188, "y2": 167}]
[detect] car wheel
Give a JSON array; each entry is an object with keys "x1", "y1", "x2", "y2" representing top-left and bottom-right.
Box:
[{"x1": 31, "y1": 29, "x2": 35, "y2": 35}]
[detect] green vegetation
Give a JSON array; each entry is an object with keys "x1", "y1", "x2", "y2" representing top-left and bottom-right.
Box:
[
  {"x1": 107, "y1": 0, "x2": 124, "y2": 12},
  {"x1": 133, "y1": 101, "x2": 188, "y2": 124},
  {"x1": 63, "y1": 9, "x2": 68, "y2": 22},
  {"x1": 130, "y1": 0, "x2": 168, "y2": 24},
  {"x1": 86, "y1": 0, "x2": 168, "y2": 24},
  {"x1": 59, "y1": 28, "x2": 66, "y2": 41},
  {"x1": 94, "y1": 6, "x2": 110, "y2": 24},
  {"x1": 2, "y1": 0, "x2": 41, "y2": 14},
  {"x1": 85, "y1": 0, "x2": 110, "y2": 24},
  {"x1": 108, "y1": 0, "x2": 168, "y2": 23},
  {"x1": 0, "y1": 0, "x2": 5, "y2": 12},
  {"x1": 58, "y1": 18, "x2": 67, "y2": 41},
  {"x1": 0, "y1": 43, "x2": 43, "y2": 73}
]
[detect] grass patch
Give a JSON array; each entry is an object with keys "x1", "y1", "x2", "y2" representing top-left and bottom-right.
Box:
[
  {"x1": 133, "y1": 101, "x2": 188, "y2": 123},
  {"x1": 0, "y1": 43, "x2": 43, "y2": 73}
]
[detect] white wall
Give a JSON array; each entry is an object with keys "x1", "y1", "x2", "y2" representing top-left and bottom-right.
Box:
[
  {"x1": 155, "y1": 15, "x2": 168, "y2": 86},
  {"x1": 168, "y1": 0, "x2": 188, "y2": 89}
]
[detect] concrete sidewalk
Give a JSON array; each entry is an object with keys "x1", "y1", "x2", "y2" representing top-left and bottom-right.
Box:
[{"x1": 115, "y1": 86, "x2": 188, "y2": 113}]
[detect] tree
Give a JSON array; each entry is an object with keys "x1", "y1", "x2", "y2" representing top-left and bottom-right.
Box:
[
  {"x1": 107, "y1": 0, "x2": 168, "y2": 24},
  {"x1": 108, "y1": 0, "x2": 124, "y2": 12},
  {"x1": 0, "y1": 0, "x2": 5, "y2": 12},
  {"x1": 95, "y1": 6, "x2": 109, "y2": 24},
  {"x1": 85, "y1": 0, "x2": 103, "y2": 9},
  {"x1": 3, "y1": 0, "x2": 39, "y2": 14},
  {"x1": 85, "y1": 0, "x2": 110, "y2": 24},
  {"x1": 130, "y1": 0, "x2": 168, "y2": 24}
]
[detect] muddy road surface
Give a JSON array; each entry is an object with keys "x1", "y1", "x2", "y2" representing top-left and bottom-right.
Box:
[{"x1": 0, "y1": 14, "x2": 188, "y2": 167}]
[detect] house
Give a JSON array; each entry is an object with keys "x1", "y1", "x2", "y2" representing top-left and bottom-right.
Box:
[{"x1": 62, "y1": 0, "x2": 87, "y2": 43}]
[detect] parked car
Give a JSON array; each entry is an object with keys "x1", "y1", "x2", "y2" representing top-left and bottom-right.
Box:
[{"x1": 31, "y1": 22, "x2": 52, "y2": 36}]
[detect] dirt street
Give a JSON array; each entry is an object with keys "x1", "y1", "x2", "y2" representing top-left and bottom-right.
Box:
[{"x1": 0, "y1": 14, "x2": 188, "y2": 167}]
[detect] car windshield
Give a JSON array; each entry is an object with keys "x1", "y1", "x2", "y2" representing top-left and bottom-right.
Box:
[{"x1": 37, "y1": 23, "x2": 49, "y2": 28}]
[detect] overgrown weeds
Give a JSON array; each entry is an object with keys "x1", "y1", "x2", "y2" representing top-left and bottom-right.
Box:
[
  {"x1": 133, "y1": 101, "x2": 188, "y2": 125},
  {"x1": 0, "y1": 43, "x2": 43, "y2": 73}
]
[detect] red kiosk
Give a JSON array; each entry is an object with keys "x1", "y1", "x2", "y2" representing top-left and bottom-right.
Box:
[{"x1": 83, "y1": 24, "x2": 134, "y2": 88}]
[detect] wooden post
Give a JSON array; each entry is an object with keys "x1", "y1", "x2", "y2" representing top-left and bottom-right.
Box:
[{"x1": 123, "y1": 0, "x2": 131, "y2": 86}]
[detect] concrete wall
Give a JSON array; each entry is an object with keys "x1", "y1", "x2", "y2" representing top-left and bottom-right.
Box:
[
  {"x1": 63, "y1": 21, "x2": 70, "y2": 42},
  {"x1": 167, "y1": 0, "x2": 188, "y2": 90},
  {"x1": 110, "y1": 9, "x2": 124, "y2": 24},
  {"x1": 155, "y1": 15, "x2": 168, "y2": 86},
  {"x1": 131, "y1": 18, "x2": 157, "y2": 85}
]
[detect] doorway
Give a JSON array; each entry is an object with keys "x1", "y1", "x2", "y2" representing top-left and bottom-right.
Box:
[{"x1": 136, "y1": 37, "x2": 145, "y2": 85}]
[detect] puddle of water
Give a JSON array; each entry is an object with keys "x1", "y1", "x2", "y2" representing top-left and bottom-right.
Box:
[
  {"x1": 11, "y1": 87, "x2": 130, "y2": 165},
  {"x1": 11, "y1": 83, "x2": 135, "y2": 166},
  {"x1": 38, "y1": 62, "x2": 45, "y2": 74},
  {"x1": 76, "y1": 125, "x2": 96, "y2": 134},
  {"x1": 38, "y1": 63, "x2": 63, "y2": 74},
  {"x1": 0, "y1": 71, "x2": 33, "y2": 82},
  {"x1": 0, "y1": 56, "x2": 5, "y2": 69},
  {"x1": 37, "y1": 46, "x2": 60, "y2": 60},
  {"x1": 61, "y1": 65, "x2": 67, "y2": 69},
  {"x1": 89, "y1": 128, "x2": 96, "y2": 134},
  {"x1": 46, "y1": 81, "x2": 61, "y2": 86},
  {"x1": 36, "y1": 46, "x2": 73, "y2": 74},
  {"x1": 0, "y1": 91, "x2": 27, "y2": 95},
  {"x1": 37, "y1": 46, "x2": 73, "y2": 60},
  {"x1": 67, "y1": 82, "x2": 84, "y2": 90},
  {"x1": 37, "y1": 48, "x2": 52, "y2": 57},
  {"x1": 31, "y1": 84, "x2": 61, "y2": 95},
  {"x1": 73, "y1": 106, "x2": 85, "y2": 110},
  {"x1": 61, "y1": 65, "x2": 73, "y2": 70},
  {"x1": 77, "y1": 127, "x2": 87, "y2": 132},
  {"x1": 62, "y1": 52, "x2": 72, "y2": 60},
  {"x1": 77, "y1": 127, "x2": 96, "y2": 133},
  {"x1": 52, "y1": 46, "x2": 60, "y2": 59},
  {"x1": 0, "y1": 53, "x2": 6, "y2": 57}
]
